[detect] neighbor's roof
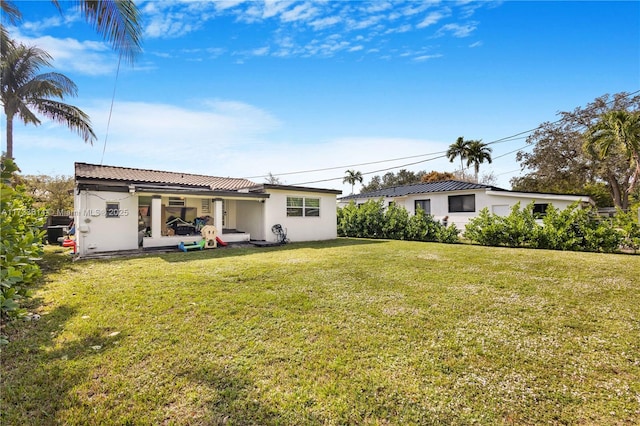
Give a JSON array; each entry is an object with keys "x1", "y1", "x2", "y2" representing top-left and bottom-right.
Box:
[
  {"x1": 75, "y1": 163, "x2": 257, "y2": 191},
  {"x1": 339, "y1": 180, "x2": 507, "y2": 200}
]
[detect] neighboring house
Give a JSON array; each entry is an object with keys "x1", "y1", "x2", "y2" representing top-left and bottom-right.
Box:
[
  {"x1": 338, "y1": 180, "x2": 594, "y2": 228},
  {"x1": 73, "y1": 163, "x2": 341, "y2": 257}
]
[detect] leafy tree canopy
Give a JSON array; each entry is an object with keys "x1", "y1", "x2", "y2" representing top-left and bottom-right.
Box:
[
  {"x1": 360, "y1": 169, "x2": 427, "y2": 192},
  {"x1": 512, "y1": 92, "x2": 640, "y2": 209}
]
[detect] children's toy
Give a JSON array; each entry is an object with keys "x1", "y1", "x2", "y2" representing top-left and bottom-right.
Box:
[
  {"x1": 62, "y1": 238, "x2": 77, "y2": 254},
  {"x1": 215, "y1": 236, "x2": 227, "y2": 246},
  {"x1": 201, "y1": 225, "x2": 218, "y2": 248},
  {"x1": 178, "y1": 239, "x2": 206, "y2": 252}
]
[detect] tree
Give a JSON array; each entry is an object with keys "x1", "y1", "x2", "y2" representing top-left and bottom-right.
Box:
[
  {"x1": 343, "y1": 169, "x2": 363, "y2": 194},
  {"x1": 466, "y1": 140, "x2": 492, "y2": 183},
  {"x1": 265, "y1": 172, "x2": 283, "y2": 185},
  {"x1": 1, "y1": 41, "x2": 97, "y2": 158},
  {"x1": 512, "y1": 92, "x2": 640, "y2": 209},
  {"x1": 421, "y1": 171, "x2": 455, "y2": 183},
  {"x1": 446, "y1": 136, "x2": 471, "y2": 174},
  {"x1": 584, "y1": 110, "x2": 640, "y2": 203},
  {"x1": 360, "y1": 169, "x2": 426, "y2": 193},
  {"x1": 1, "y1": 0, "x2": 142, "y2": 63},
  {"x1": 20, "y1": 174, "x2": 74, "y2": 213}
]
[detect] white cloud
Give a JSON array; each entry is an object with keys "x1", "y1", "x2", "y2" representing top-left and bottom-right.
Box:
[
  {"x1": 417, "y1": 11, "x2": 448, "y2": 28},
  {"x1": 469, "y1": 41, "x2": 483, "y2": 48},
  {"x1": 437, "y1": 22, "x2": 478, "y2": 38},
  {"x1": 11, "y1": 30, "x2": 118, "y2": 76},
  {"x1": 413, "y1": 54, "x2": 443, "y2": 62},
  {"x1": 280, "y1": 3, "x2": 319, "y2": 23},
  {"x1": 310, "y1": 16, "x2": 342, "y2": 30}
]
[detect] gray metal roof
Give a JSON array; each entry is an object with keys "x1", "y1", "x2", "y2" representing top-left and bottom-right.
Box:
[{"x1": 339, "y1": 180, "x2": 507, "y2": 200}]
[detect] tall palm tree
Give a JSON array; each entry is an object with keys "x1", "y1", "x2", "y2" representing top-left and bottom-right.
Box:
[
  {"x1": 446, "y1": 137, "x2": 471, "y2": 175},
  {"x1": 343, "y1": 169, "x2": 363, "y2": 194},
  {"x1": 1, "y1": 0, "x2": 141, "y2": 63},
  {"x1": 1, "y1": 42, "x2": 96, "y2": 158},
  {"x1": 466, "y1": 140, "x2": 493, "y2": 183},
  {"x1": 585, "y1": 110, "x2": 640, "y2": 196}
]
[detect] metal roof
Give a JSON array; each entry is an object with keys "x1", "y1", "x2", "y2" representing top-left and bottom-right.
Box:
[{"x1": 339, "y1": 180, "x2": 507, "y2": 200}]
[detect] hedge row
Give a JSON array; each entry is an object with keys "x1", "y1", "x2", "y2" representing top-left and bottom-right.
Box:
[
  {"x1": 464, "y1": 202, "x2": 640, "y2": 253},
  {"x1": 337, "y1": 200, "x2": 459, "y2": 243}
]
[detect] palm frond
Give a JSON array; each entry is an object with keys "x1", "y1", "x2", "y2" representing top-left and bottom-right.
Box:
[
  {"x1": 76, "y1": 0, "x2": 142, "y2": 64},
  {"x1": 32, "y1": 98, "x2": 97, "y2": 144}
]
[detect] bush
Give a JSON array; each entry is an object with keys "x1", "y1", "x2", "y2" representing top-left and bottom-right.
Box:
[
  {"x1": 613, "y1": 208, "x2": 640, "y2": 253},
  {"x1": 337, "y1": 200, "x2": 459, "y2": 244},
  {"x1": 465, "y1": 201, "x2": 624, "y2": 253},
  {"x1": 1, "y1": 158, "x2": 46, "y2": 329}
]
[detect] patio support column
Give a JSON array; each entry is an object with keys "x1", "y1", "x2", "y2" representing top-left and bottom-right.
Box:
[
  {"x1": 151, "y1": 195, "x2": 162, "y2": 239},
  {"x1": 213, "y1": 198, "x2": 223, "y2": 233}
]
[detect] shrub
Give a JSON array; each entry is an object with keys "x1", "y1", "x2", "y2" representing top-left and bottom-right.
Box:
[
  {"x1": 465, "y1": 201, "x2": 624, "y2": 253},
  {"x1": 337, "y1": 201, "x2": 459, "y2": 244},
  {"x1": 1, "y1": 158, "x2": 46, "y2": 339},
  {"x1": 613, "y1": 208, "x2": 640, "y2": 253},
  {"x1": 463, "y1": 208, "x2": 507, "y2": 246}
]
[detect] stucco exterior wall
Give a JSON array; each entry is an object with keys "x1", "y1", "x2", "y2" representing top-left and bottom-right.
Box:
[
  {"x1": 341, "y1": 190, "x2": 590, "y2": 229},
  {"x1": 236, "y1": 200, "x2": 265, "y2": 240},
  {"x1": 264, "y1": 189, "x2": 337, "y2": 242},
  {"x1": 74, "y1": 190, "x2": 139, "y2": 256}
]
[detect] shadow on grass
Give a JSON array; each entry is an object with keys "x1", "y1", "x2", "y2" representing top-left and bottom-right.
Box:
[
  {"x1": 0, "y1": 303, "x2": 121, "y2": 424},
  {"x1": 179, "y1": 363, "x2": 323, "y2": 425},
  {"x1": 159, "y1": 237, "x2": 389, "y2": 264}
]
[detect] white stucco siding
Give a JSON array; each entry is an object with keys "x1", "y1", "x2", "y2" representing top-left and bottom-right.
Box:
[
  {"x1": 74, "y1": 190, "x2": 139, "y2": 255},
  {"x1": 484, "y1": 191, "x2": 589, "y2": 212},
  {"x1": 264, "y1": 189, "x2": 337, "y2": 242},
  {"x1": 339, "y1": 189, "x2": 592, "y2": 230},
  {"x1": 236, "y1": 200, "x2": 265, "y2": 240}
]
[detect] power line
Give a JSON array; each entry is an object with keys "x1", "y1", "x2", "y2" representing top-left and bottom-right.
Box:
[
  {"x1": 258, "y1": 89, "x2": 640, "y2": 185},
  {"x1": 100, "y1": 54, "x2": 122, "y2": 165}
]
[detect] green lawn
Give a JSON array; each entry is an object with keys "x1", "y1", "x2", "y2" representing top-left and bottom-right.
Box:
[{"x1": 2, "y1": 239, "x2": 639, "y2": 425}]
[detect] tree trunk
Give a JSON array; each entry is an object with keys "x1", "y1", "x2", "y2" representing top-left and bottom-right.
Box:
[
  {"x1": 606, "y1": 172, "x2": 626, "y2": 210},
  {"x1": 5, "y1": 114, "x2": 13, "y2": 159}
]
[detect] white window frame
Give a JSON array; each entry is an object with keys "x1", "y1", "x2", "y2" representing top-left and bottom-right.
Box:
[{"x1": 287, "y1": 196, "x2": 320, "y2": 217}]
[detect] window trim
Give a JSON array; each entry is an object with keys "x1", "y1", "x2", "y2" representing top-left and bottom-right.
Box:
[
  {"x1": 105, "y1": 202, "x2": 120, "y2": 218},
  {"x1": 287, "y1": 196, "x2": 321, "y2": 218},
  {"x1": 414, "y1": 199, "x2": 431, "y2": 215},
  {"x1": 448, "y1": 194, "x2": 476, "y2": 213}
]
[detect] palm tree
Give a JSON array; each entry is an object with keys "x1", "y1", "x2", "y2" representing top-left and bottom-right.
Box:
[
  {"x1": 446, "y1": 137, "x2": 471, "y2": 175},
  {"x1": 1, "y1": 0, "x2": 141, "y2": 63},
  {"x1": 343, "y1": 170, "x2": 363, "y2": 194},
  {"x1": 1, "y1": 42, "x2": 97, "y2": 158},
  {"x1": 584, "y1": 110, "x2": 640, "y2": 199},
  {"x1": 465, "y1": 140, "x2": 493, "y2": 183}
]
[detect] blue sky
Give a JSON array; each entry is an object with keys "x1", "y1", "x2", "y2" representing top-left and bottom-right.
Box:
[{"x1": 4, "y1": 0, "x2": 639, "y2": 194}]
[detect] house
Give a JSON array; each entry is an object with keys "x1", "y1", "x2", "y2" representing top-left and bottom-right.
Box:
[
  {"x1": 73, "y1": 163, "x2": 341, "y2": 257},
  {"x1": 338, "y1": 180, "x2": 594, "y2": 227}
]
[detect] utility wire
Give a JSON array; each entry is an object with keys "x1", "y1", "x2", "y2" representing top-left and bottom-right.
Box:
[
  {"x1": 100, "y1": 54, "x2": 122, "y2": 165},
  {"x1": 253, "y1": 89, "x2": 640, "y2": 184}
]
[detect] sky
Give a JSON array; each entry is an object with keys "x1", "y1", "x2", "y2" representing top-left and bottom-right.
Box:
[{"x1": 3, "y1": 0, "x2": 639, "y2": 195}]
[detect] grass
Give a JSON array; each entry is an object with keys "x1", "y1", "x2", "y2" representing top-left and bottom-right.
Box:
[{"x1": 2, "y1": 239, "x2": 639, "y2": 425}]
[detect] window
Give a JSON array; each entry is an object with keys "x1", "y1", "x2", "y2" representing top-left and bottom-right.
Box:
[
  {"x1": 105, "y1": 202, "x2": 120, "y2": 218},
  {"x1": 287, "y1": 197, "x2": 303, "y2": 217},
  {"x1": 201, "y1": 198, "x2": 211, "y2": 214},
  {"x1": 415, "y1": 199, "x2": 431, "y2": 215},
  {"x1": 305, "y1": 198, "x2": 320, "y2": 217},
  {"x1": 168, "y1": 197, "x2": 185, "y2": 207},
  {"x1": 287, "y1": 196, "x2": 320, "y2": 217},
  {"x1": 448, "y1": 194, "x2": 475, "y2": 213},
  {"x1": 533, "y1": 203, "x2": 549, "y2": 218}
]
